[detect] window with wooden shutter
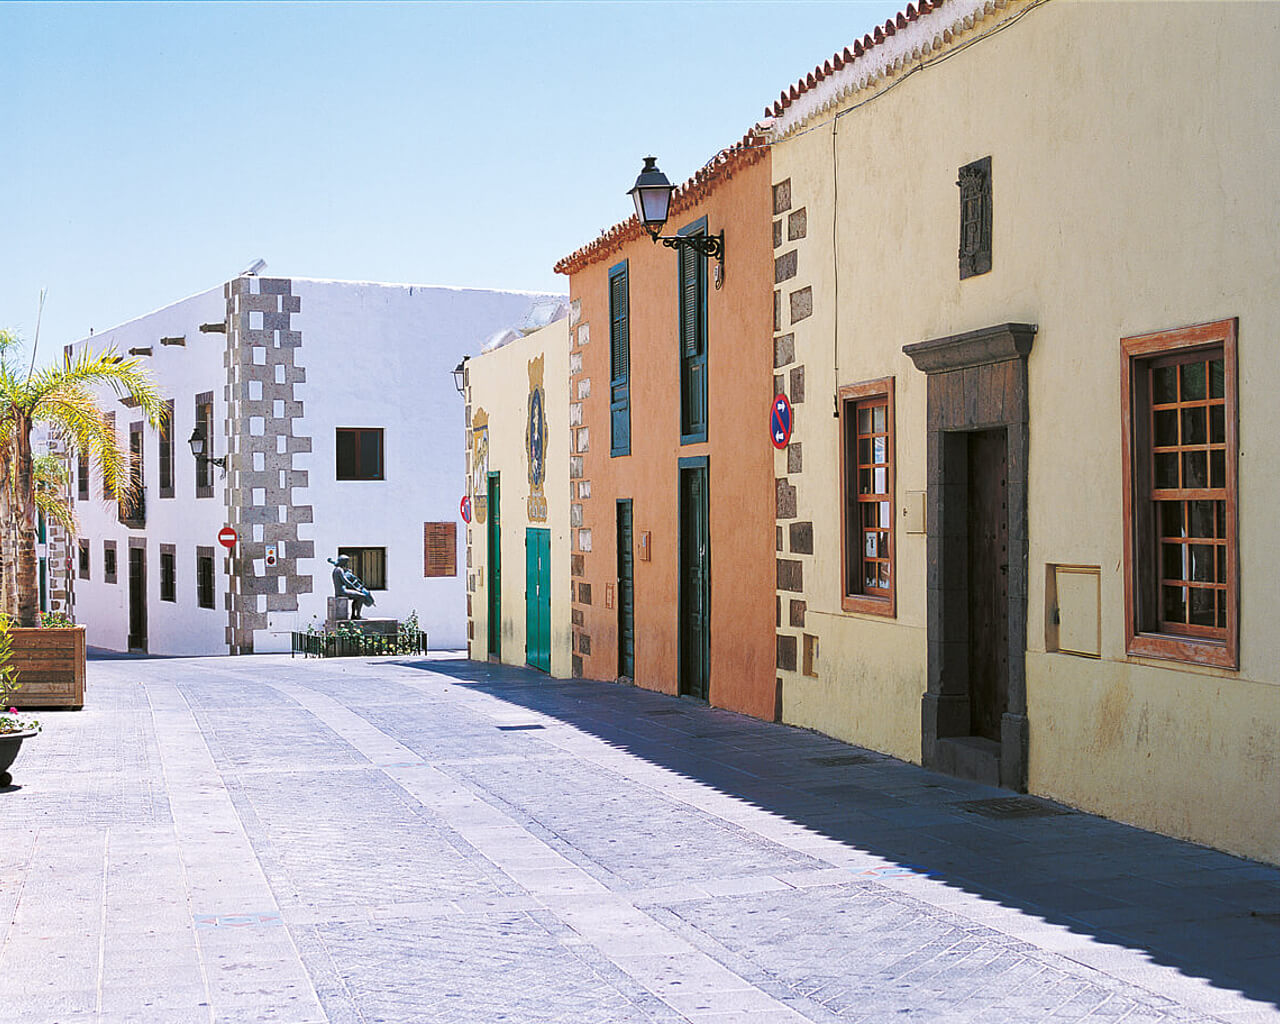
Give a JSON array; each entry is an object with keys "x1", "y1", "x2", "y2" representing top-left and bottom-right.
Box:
[
  {"x1": 1122, "y1": 318, "x2": 1237, "y2": 668},
  {"x1": 194, "y1": 393, "x2": 214, "y2": 498},
  {"x1": 609, "y1": 260, "x2": 630, "y2": 457},
  {"x1": 336, "y1": 428, "x2": 385, "y2": 480},
  {"x1": 679, "y1": 217, "x2": 708, "y2": 443},
  {"x1": 424, "y1": 522, "x2": 457, "y2": 577},
  {"x1": 158, "y1": 399, "x2": 175, "y2": 499},
  {"x1": 338, "y1": 546, "x2": 387, "y2": 590}
]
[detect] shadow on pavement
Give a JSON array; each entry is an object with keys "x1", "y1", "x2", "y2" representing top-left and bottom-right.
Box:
[{"x1": 415, "y1": 657, "x2": 1280, "y2": 1008}]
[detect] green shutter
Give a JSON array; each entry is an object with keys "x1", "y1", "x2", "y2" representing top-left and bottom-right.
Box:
[
  {"x1": 610, "y1": 261, "x2": 631, "y2": 456},
  {"x1": 611, "y1": 268, "x2": 629, "y2": 383},
  {"x1": 680, "y1": 242, "x2": 701, "y2": 357}
]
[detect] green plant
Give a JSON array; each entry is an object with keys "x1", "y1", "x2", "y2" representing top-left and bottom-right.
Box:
[
  {"x1": 37, "y1": 610, "x2": 74, "y2": 628},
  {"x1": 0, "y1": 615, "x2": 39, "y2": 735}
]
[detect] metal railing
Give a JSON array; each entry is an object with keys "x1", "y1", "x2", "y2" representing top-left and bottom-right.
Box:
[{"x1": 290, "y1": 629, "x2": 428, "y2": 659}]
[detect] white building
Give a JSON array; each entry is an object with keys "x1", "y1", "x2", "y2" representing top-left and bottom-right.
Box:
[{"x1": 62, "y1": 273, "x2": 564, "y2": 655}]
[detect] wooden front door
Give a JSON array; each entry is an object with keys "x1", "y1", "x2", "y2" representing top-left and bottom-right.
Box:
[
  {"x1": 525, "y1": 528, "x2": 550, "y2": 673},
  {"x1": 617, "y1": 500, "x2": 635, "y2": 680},
  {"x1": 487, "y1": 472, "x2": 501, "y2": 659},
  {"x1": 679, "y1": 464, "x2": 710, "y2": 701},
  {"x1": 127, "y1": 545, "x2": 147, "y2": 653},
  {"x1": 967, "y1": 429, "x2": 1009, "y2": 742}
]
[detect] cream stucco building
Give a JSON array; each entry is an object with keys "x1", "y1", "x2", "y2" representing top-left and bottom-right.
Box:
[
  {"x1": 463, "y1": 313, "x2": 573, "y2": 677},
  {"x1": 768, "y1": 0, "x2": 1279, "y2": 864}
]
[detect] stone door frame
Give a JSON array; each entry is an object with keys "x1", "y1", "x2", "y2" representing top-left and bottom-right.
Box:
[{"x1": 903, "y1": 322, "x2": 1037, "y2": 791}]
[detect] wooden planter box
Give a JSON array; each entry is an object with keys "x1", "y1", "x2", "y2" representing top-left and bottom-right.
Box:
[{"x1": 8, "y1": 626, "x2": 86, "y2": 709}]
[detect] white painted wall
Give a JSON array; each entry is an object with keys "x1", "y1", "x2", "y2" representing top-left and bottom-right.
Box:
[
  {"x1": 283, "y1": 279, "x2": 562, "y2": 651},
  {"x1": 67, "y1": 286, "x2": 231, "y2": 656},
  {"x1": 61, "y1": 277, "x2": 563, "y2": 656}
]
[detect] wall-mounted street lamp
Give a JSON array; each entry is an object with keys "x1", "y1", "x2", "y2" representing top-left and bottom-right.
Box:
[
  {"x1": 188, "y1": 425, "x2": 228, "y2": 476},
  {"x1": 452, "y1": 357, "x2": 468, "y2": 397},
  {"x1": 628, "y1": 156, "x2": 725, "y2": 285}
]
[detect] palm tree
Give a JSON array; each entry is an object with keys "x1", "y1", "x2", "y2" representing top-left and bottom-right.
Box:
[{"x1": 0, "y1": 329, "x2": 162, "y2": 627}]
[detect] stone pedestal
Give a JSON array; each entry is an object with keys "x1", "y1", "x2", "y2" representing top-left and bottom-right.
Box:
[{"x1": 326, "y1": 597, "x2": 349, "y2": 627}]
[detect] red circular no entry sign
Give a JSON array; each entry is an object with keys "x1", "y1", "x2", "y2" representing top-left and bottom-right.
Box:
[{"x1": 218, "y1": 527, "x2": 238, "y2": 550}]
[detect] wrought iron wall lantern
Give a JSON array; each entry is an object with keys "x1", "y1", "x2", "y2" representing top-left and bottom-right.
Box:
[
  {"x1": 452, "y1": 357, "x2": 469, "y2": 396},
  {"x1": 628, "y1": 156, "x2": 725, "y2": 287},
  {"x1": 188, "y1": 425, "x2": 228, "y2": 476}
]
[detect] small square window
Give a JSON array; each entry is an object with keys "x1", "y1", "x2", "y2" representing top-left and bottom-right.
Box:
[
  {"x1": 338, "y1": 546, "x2": 387, "y2": 590},
  {"x1": 336, "y1": 428, "x2": 384, "y2": 480}
]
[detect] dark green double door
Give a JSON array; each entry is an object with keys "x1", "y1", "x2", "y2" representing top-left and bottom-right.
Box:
[
  {"x1": 679, "y1": 462, "x2": 710, "y2": 701},
  {"x1": 525, "y1": 527, "x2": 550, "y2": 673}
]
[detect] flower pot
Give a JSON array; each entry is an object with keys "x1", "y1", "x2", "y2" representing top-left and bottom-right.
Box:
[
  {"x1": 8, "y1": 626, "x2": 86, "y2": 709},
  {"x1": 0, "y1": 730, "x2": 36, "y2": 787}
]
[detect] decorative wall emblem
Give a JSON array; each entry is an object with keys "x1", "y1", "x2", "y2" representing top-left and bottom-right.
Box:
[
  {"x1": 526, "y1": 355, "x2": 548, "y2": 522},
  {"x1": 471, "y1": 407, "x2": 489, "y2": 524}
]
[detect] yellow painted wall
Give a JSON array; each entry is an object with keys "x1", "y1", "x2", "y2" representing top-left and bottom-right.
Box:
[
  {"x1": 465, "y1": 318, "x2": 572, "y2": 678},
  {"x1": 772, "y1": 0, "x2": 1280, "y2": 862}
]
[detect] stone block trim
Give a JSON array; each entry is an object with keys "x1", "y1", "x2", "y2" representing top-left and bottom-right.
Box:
[
  {"x1": 773, "y1": 179, "x2": 792, "y2": 214},
  {"x1": 788, "y1": 207, "x2": 807, "y2": 240},
  {"x1": 790, "y1": 287, "x2": 813, "y2": 324},
  {"x1": 776, "y1": 478, "x2": 797, "y2": 519},
  {"x1": 223, "y1": 276, "x2": 312, "y2": 655},
  {"x1": 774, "y1": 334, "x2": 795, "y2": 368},
  {"x1": 776, "y1": 634, "x2": 797, "y2": 671},
  {"x1": 772, "y1": 175, "x2": 820, "y2": 705},
  {"x1": 570, "y1": 313, "x2": 593, "y2": 674}
]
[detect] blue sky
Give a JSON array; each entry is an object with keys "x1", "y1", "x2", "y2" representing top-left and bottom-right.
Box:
[{"x1": 2, "y1": 1, "x2": 905, "y2": 356}]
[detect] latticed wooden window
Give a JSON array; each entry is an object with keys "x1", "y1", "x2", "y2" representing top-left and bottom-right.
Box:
[
  {"x1": 1122, "y1": 319, "x2": 1237, "y2": 668},
  {"x1": 840, "y1": 378, "x2": 896, "y2": 616}
]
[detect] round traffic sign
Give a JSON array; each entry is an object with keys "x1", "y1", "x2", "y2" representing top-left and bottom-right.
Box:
[
  {"x1": 460, "y1": 495, "x2": 472, "y2": 524},
  {"x1": 770, "y1": 393, "x2": 793, "y2": 450},
  {"x1": 218, "y1": 527, "x2": 238, "y2": 550}
]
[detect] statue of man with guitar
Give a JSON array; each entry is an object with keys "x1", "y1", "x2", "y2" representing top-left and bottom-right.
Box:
[{"x1": 329, "y1": 555, "x2": 375, "y2": 620}]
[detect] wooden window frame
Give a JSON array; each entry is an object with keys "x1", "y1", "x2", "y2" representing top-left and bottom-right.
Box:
[
  {"x1": 336, "y1": 427, "x2": 385, "y2": 481},
  {"x1": 77, "y1": 453, "x2": 89, "y2": 501},
  {"x1": 159, "y1": 544, "x2": 176, "y2": 603},
  {"x1": 679, "y1": 216, "x2": 709, "y2": 445},
  {"x1": 78, "y1": 539, "x2": 90, "y2": 581},
  {"x1": 839, "y1": 377, "x2": 896, "y2": 617},
  {"x1": 195, "y1": 393, "x2": 214, "y2": 498},
  {"x1": 103, "y1": 540, "x2": 117, "y2": 585},
  {"x1": 338, "y1": 546, "x2": 387, "y2": 591},
  {"x1": 609, "y1": 260, "x2": 631, "y2": 457},
  {"x1": 196, "y1": 547, "x2": 216, "y2": 609},
  {"x1": 1121, "y1": 318, "x2": 1238, "y2": 669},
  {"x1": 158, "y1": 399, "x2": 175, "y2": 499}
]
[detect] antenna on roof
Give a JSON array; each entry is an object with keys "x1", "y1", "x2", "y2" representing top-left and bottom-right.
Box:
[{"x1": 241, "y1": 258, "x2": 267, "y2": 276}]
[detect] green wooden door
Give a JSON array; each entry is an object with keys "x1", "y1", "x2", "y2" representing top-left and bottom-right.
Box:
[
  {"x1": 679, "y1": 463, "x2": 710, "y2": 700},
  {"x1": 525, "y1": 527, "x2": 551, "y2": 673},
  {"x1": 487, "y1": 472, "x2": 501, "y2": 659},
  {"x1": 617, "y1": 500, "x2": 635, "y2": 679}
]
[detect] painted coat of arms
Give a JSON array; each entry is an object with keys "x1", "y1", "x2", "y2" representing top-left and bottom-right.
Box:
[
  {"x1": 526, "y1": 355, "x2": 548, "y2": 522},
  {"x1": 471, "y1": 407, "x2": 489, "y2": 524}
]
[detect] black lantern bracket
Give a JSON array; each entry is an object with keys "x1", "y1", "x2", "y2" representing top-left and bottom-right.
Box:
[
  {"x1": 629, "y1": 156, "x2": 727, "y2": 288},
  {"x1": 188, "y1": 426, "x2": 228, "y2": 477}
]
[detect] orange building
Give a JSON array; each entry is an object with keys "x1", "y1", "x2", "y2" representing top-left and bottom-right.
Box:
[{"x1": 553, "y1": 135, "x2": 776, "y2": 719}]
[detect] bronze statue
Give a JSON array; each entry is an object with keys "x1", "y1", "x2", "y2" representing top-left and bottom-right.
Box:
[{"x1": 329, "y1": 555, "x2": 375, "y2": 619}]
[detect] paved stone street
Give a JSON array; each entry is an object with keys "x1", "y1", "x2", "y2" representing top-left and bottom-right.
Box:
[{"x1": 1, "y1": 652, "x2": 1278, "y2": 1024}]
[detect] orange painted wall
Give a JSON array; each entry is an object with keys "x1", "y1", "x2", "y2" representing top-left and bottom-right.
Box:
[{"x1": 564, "y1": 154, "x2": 776, "y2": 721}]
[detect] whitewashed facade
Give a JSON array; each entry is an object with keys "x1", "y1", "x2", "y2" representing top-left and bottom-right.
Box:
[{"x1": 62, "y1": 275, "x2": 562, "y2": 655}]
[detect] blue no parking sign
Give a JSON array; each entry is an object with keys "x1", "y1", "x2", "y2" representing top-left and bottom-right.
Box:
[{"x1": 771, "y1": 393, "x2": 793, "y2": 449}]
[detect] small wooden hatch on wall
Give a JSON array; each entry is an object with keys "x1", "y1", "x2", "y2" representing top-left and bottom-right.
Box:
[{"x1": 1045, "y1": 564, "x2": 1101, "y2": 658}]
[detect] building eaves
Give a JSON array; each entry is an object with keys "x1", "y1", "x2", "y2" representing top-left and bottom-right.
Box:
[
  {"x1": 765, "y1": 0, "x2": 1021, "y2": 141},
  {"x1": 553, "y1": 128, "x2": 770, "y2": 278}
]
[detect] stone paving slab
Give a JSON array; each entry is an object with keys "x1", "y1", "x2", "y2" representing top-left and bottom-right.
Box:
[{"x1": 0, "y1": 652, "x2": 1275, "y2": 1023}]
